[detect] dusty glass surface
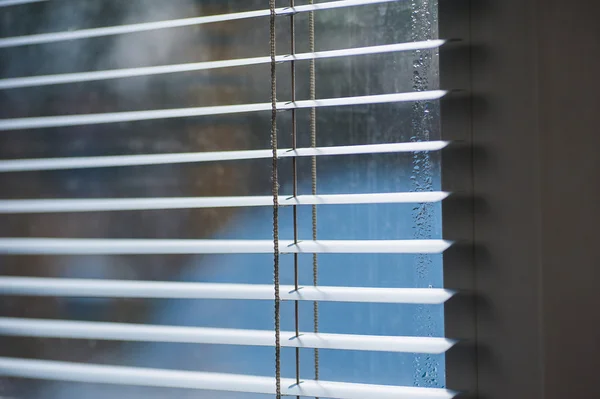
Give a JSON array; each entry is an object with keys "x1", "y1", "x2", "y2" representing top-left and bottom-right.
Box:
[{"x1": 0, "y1": 0, "x2": 442, "y2": 397}]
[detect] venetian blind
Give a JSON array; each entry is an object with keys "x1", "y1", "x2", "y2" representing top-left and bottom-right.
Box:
[{"x1": 0, "y1": 0, "x2": 455, "y2": 398}]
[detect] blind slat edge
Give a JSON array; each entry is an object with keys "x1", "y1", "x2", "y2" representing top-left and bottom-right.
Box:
[
  {"x1": 0, "y1": 0, "x2": 46, "y2": 7},
  {"x1": 0, "y1": 192, "x2": 449, "y2": 213},
  {"x1": 0, "y1": 40, "x2": 445, "y2": 89},
  {"x1": 0, "y1": 0, "x2": 399, "y2": 48},
  {"x1": 0, "y1": 141, "x2": 449, "y2": 172},
  {"x1": 0, "y1": 357, "x2": 457, "y2": 399},
  {"x1": 0, "y1": 277, "x2": 455, "y2": 304},
  {"x1": 0, "y1": 239, "x2": 453, "y2": 255},
  {"x1": 0, "y1": 318, "x2": 455, "y2": 354},
  {"x1": 0, "y1": 91, "x2": 447, "y2": 131}
]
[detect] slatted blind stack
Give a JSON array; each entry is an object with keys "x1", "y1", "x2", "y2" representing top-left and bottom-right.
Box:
[{"x1": 0, "y1": 0, "x2": 456, "y2": 397}]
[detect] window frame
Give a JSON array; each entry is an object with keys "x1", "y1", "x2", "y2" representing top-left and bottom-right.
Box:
[{"x1": 441, "y1": 0, "x2": 600, "y2": 397}]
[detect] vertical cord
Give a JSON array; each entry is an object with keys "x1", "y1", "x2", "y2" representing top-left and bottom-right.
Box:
[
  {"x1": 289, "y1": 1, "x2": 301, "y2": 397},
  {"x1": 269, "y1": 1, "x2": 281, "y2": 398},
  {"x1": 308, "y1": 0, "x2": 320, "y2": 394}
]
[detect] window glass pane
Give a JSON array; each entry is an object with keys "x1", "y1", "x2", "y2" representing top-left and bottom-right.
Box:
[{"x1": 0, "y1": 0, "x2": 442, "y2": 397}]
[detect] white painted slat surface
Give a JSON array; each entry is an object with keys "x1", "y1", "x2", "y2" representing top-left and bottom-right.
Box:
[
  {"x1": 0, "y1": 357, "x2": 457, "y2": 399},
  {"x1": 0, "y1": 141, "x2": 449, "y2": 172},
  {"x1": 0, "y1": 41, "x2": 445, "y2": 89},
  {"x1": 0, "y1": 277, "x2": 455, "y2": 304},
  {"x1": 0, "y1": 0, "x2": 45, "y2": 7},
  {"x1": 0, "y1": 238, "x2": 453, "y2": 255},
  {"x1": 0, "y1": 318, "x2": 456, "y2": 354},
  {"x1": 0, "y1": 192, "x2": 449, "y2": 213},
  {"x1": 0, "y1": 91, "x2": 447, "y2": 131}
]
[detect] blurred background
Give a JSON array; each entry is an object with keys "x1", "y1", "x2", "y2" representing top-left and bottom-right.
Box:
[{"x1": 0, "y1": 0, "x2": 443, "y2": 397}]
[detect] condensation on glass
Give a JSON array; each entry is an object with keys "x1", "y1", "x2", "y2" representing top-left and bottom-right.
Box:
[{"x1": 0, "y1": 0, "x2": 442, "y2": 397}]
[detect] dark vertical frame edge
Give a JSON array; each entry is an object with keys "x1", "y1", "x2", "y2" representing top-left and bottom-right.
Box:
[{"x1": 439, "y1": 0, "x2": 477, "y2": 397}]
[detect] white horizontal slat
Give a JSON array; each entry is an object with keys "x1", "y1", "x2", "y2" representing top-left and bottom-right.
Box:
[
  {"x1": 0, "y1": 192, "x2": 449, "y2": 213},
  {"x1": 0, "y1": 90, "x2": 447, "y2": 131},
  {"x1": 0, "y1": 357, "x2": 457, "y2": 399},
  {"x1": 0, "y1": 0, "x2": 45, "y2": 6},
  {"x1": 0, "y1": 277, "x2": 455, "y2": 304},
  {"x1": 0, "y1": 318, "x2": 456, "y2": 354},
  {"x1": 0, "y1": 40, "x2": 445, "y2": 89},
  {"x1": 0, "y1": 0, "x2": 398, "y2": 48},
  {"x1": 0, "y1": 141, "x2": 449, "y2": 172},
  {"x1": 0, "y1": 239, "x2": 452, "y2": 255}
]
